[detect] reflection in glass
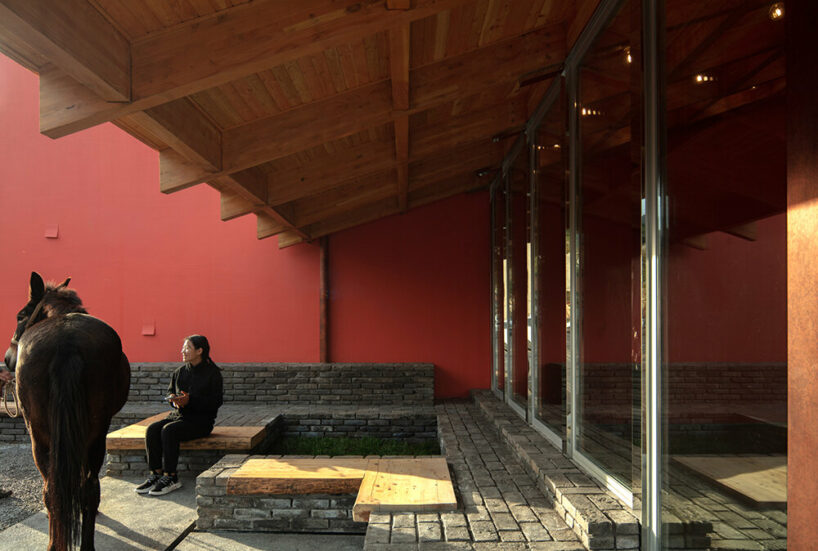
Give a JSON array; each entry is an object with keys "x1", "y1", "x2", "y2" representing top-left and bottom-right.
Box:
[
  {"x1": 662, "y1": 1, "x2": 787, "y2": 548},
  {"x1": 577, "y1": 0, "x2": 641, "y2": 490},
  {"x1": 491, "y1": 180, "x2": 506, "y2": 393},
  {"x1": 533, "y1": 83, "x2": 567, "y2": 435},
  {"x1": 510, "y1": 145, "x2": 530, "y2": 408}
]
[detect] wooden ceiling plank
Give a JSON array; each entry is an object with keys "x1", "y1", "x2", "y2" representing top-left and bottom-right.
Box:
[
  {"x1": 278, "y1": 197, "x2": 400, "y2": 248},
  {"x1": 39, "y1": 0, "x2": 477, "y2": 138},
  {"x1": 224, "y1": 80, "x2": 394, "y2": 175},
  {"x1": 161, "y1": 25, "x2": 558, "y2": 191},
  {"x1": 290, "y1": 170, "x2": 399, "y2": 227},
  {"x1": 278, "y1": 166, "x2": 487, "y2": 248},
  {"x1": 267, "y1": 137, "x2": 396, "y2": 206},
  {"x1": 0, "y1": 0, "x2": 130, "y2": 102},
  {"x1": 284, "y1": 139, "x2": 499, "y2": 231}
]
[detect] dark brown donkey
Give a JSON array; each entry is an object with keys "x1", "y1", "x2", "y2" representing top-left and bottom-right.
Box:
[{"x1": 3, "y1": 272, "x2": 130, "y2": 551}]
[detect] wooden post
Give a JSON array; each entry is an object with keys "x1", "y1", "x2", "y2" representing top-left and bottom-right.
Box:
[
  {"x1": 787, "y1": 0, "x2": 818, "y2": 547},
  {"x1": 319, "y1": 236, "x2": 330, "y2": 363}
]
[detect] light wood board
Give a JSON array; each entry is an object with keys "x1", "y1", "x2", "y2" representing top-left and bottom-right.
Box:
[
  {"x1": 674, "y1": 455, "x2": 787, "y2": 507},
  {"x1": 352, "y1": 457, "x2": 457, "y2": 522},
  {"x1": 227, "y1": 458, "x2": 370, "y2": 495},
  {"x1": 106, "y1": 421, "x2": 265, "y2": 451}
]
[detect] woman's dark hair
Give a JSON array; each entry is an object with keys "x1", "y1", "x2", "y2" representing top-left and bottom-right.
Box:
[{"x1": 185, "y1": 335, "x2": 211, "y2": 362}]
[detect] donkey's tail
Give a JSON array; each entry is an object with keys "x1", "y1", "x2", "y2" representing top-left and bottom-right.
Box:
[{"x1": 48, "y1": 348, "x2": 89, "y2": 550}]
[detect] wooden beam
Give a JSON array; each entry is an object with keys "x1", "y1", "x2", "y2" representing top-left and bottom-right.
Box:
[
  {"x1": 0, "y1": 0, "x2": 129, "y2": 102},
  {"x1": 159, "y1": 25, "x2": 558, "y2": 192},
  {"x1": 39, "y1": 0, "x2": 477, "y2": 138},
  {"x1": 220, "y1": 192, "x2": 256, "y2": 221},
  {"x1": 386, "y1": 0, "x2": 412, "y2": 9},
  {"x1": 160, "y1": 149, "x2": 216, "y2": 193},
  {"x1": 389, "y1": 25, "x2": 411, "y2": 111},
  {"x1": 267, "y1": 138, "x2": 396, "y2": 206},
  {"x1": 130, "y1": 98, "x2": 222, "y2": 170},
  {"x1": 276, "y1": 166, "x2": 487, "y2": 247},
  {"x1": 290, "y1": 170, "x2": 399, "y2": 227},
  {"x1": 278, "y1": 197, "x2": 400, "y2": 247},
  {"x1": 211, "y1": 171, "x2": 310, "y2": 240},
  {"x1": 390, "y1": 22, "x2": 410, "y2": 213}
]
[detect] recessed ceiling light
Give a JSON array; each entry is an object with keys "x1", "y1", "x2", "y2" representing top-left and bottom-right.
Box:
[
  {"x1": 769, "y1": 2, "x2": 784, "y2": 20},
  {"x1": 694, "y1": 74, "x2": 715, "y2": 83}
]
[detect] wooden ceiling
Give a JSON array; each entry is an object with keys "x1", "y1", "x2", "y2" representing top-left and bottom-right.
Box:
[{"x1": 0, "y1": 0, "x2": 600, "y2": 247}]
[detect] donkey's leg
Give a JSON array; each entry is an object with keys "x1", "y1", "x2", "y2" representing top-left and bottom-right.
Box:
[
  {"x1": 32, "y1": 437, "x2": 60, "y2": 551},
  {"x1": 80, "y1": 435, "x2": 106, "y2": 551}
]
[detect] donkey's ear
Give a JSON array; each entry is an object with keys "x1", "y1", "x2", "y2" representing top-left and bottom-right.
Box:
[
  {"x1": 29, "y1": 272, "x2": 45, "y2": 301},
  {"x1": 59, "y1": 277, "x2": 71, "y2": 288}
]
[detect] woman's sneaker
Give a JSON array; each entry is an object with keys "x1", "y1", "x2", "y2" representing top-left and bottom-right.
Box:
[
  {"x1": 134, "y1": 472, "x2": 162, "y2": 494},
  {"x1": 148, "y1": 474, "x2": 182, "y2": 496}
]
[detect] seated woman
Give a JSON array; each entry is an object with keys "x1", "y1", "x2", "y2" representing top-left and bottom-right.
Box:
[{"x1": 135, "y1": 335, "x2": 223, "y2": 496}]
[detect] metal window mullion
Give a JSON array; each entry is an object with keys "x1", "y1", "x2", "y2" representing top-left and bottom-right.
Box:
[
  {"x1": 528, "y1": 134, "x2": 539, "y2": 424},
  {"x1": 566, "y1": 60, "x2": 580, "y2": 458},
  {"x1": 642, "y1": 0, "x2": 666, "y2": 549},
  {"x1": 504, "y1": 170, "x2": 514, "y2": 406},
  {"x1": 490, "y1": 179, "x2": 499, "y2": 395}
]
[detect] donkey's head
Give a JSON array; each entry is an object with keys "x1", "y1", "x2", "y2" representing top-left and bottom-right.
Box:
[{"x1": 4, "y1": 272, "x2": 86, "y2": 371}]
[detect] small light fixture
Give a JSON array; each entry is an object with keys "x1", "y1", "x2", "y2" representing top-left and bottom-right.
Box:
[
  {"x1": 625, "y1": 48, "x2": 632, "y2": 64},
  {"x1": 769, "y1": 2, "x2": 784, "y2": 20},
  {"x1": 581, "y1": 107, "x2": 602, "y2": 116},
  {"x1": 553, "y1": 143, "x2": 561, "y2": 149},
  {"x1": 694, "y1": 74, "x2": 715, "y2": 83}
]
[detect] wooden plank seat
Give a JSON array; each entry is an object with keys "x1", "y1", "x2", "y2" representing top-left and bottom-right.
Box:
[
  {"x1": 225, "y1": 456, "x2": 457, "y2": 522},
  {"x1": 106, "y1": 411, "x2": 267, "y2": 451}
]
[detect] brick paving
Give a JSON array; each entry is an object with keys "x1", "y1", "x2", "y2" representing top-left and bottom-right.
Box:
[{"x1": 362, "y1": 400, "x2": 584, "y2": 551}]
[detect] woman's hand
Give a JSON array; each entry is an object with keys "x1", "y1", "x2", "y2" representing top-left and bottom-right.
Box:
[{"x1": 169, "y1": 391, "x2": 190, "y2": 408}]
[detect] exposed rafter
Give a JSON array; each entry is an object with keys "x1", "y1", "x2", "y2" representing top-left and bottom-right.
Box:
[
  {"x1": 38, "y1": 0, "x2": 478, "y2": 138},
  {"x1": 0, "y1": 0, "x2": 129, "y2": 102}
]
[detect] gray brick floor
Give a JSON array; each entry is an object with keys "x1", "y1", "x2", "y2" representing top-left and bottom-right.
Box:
[{"x1": 363, "y1": 401, "x2": 584, "y2": 551}]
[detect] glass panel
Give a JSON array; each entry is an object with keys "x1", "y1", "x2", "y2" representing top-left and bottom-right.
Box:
[
  {"x1": 577, "y1": 0, "x2": 642, "y2": 490},
  {"x1": 492, "y1": 181, "x2": 506, "y2": 393},
  {"x1": 510, "y1": 144, "x2": 531, "y2": 408},
  {"x1": 534, "y1": 82, "x2": 567, "y2": 435},
  {"x1": 662, "y1": 1, "x2": 786, "y2": 548}
]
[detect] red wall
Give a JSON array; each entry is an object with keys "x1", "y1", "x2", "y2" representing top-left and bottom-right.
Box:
[
  {"x1": 0, "y1": 54, "x2": 491, "y2": 398},
  {"x1": 329, "y1": 193, "x2": 491, "y2": 398},
  {"x1": 0, "y1": 56, "x2": 320, "y2": 363}
]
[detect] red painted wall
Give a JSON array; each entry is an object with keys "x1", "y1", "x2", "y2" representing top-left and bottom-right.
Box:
[
  {"x1": 0, "y1": 55, "x2": 319, "y2": 363},
  {"x1": 329, "y1": 193, "x2": 492, "y2": 398},
  {"x1": 0, "y1": 54, "x2": 492, "y2": 398}
]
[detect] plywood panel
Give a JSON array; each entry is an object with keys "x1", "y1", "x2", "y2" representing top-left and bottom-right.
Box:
[
  {"x1": 107, "y1": 415, "x2": 265, "y2": 451},
  {"x1": 227, "y1": 458, "x2": 370, "y2": 495},
  {"x1": 353, "y1": 457, "x2": 457, "y2": 522},
  {"x1": 674, "y1": 455, "x2": 787, "y2": 506}
]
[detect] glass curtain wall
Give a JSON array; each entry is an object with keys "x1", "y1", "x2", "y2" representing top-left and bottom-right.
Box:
[
  {"x1": 661, "y1": 1, "x2": 787, "y2": 548},
  {"x1": 510, "y1": 144, "x2": 531, "y2": 410},
  {"x1": 491, "y1": 177, "x2": 506, "y2": 396},
  {"x1": 532, "y1": 83, "x2": 568, "y2": 439},
  {"x1": 575, "y1": 0, "x2": 642, "y2": 494}
]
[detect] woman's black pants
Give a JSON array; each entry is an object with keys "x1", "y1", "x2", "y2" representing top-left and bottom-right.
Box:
[{"x1": 145, "y1": 417, "x2": 213, "y2": 474}]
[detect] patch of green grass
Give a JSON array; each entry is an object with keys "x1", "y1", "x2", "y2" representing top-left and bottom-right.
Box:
[{"x1": 271, "y1": 435, "x2": 440, "y2": 456}]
